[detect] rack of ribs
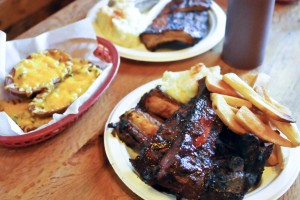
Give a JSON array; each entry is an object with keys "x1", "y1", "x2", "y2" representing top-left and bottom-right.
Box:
[
  {"x1": 110, "y1": 79, "x2": 273, "y2": 199},
  {"x1": 140, "y1": 0, "x2": 213, "y2": 51}
]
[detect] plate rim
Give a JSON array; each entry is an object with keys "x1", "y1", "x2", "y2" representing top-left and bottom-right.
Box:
[
  {"x1": 104, "y1": 79, "x2": 300, "y2": 200},
  {"x1": 87, "y1": 1, "x2": 226, "y2": 62}
]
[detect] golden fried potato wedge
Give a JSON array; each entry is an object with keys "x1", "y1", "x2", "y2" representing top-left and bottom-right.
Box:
[
  {"x1": 211, "y1": 93, "x2": 247, "y2": 134},
  {"x1": 223, "y1": 73, "x2": 295, "y2": 123},
  {"x1": 266, "y1": 144, "x2": 284, "y2": 168},
  {"x1": 235, "y1": 106, "x2": 293, "y2": 147},
  {"x1": 222, "y1": 94, "x2": 252, "y2": 109},
  {"x1": 205, "y1": 75, "x2": 240, "y2": 97},
  {"x1": 252, "y1": 73, "x2": 270, "y2": 89},
  {"x1": 276, "y1": 144, "x2": 284, "y2": 170},
  {"x1": 266, "y1": 146, "x2": 279, "y2": 166},
  {"x1": 260, "y1": 86, "x2": 292, "y2": 116},
  {"x1": 241, "y1": 74, "x2": 257, "y2": 87},
  {"x1": 269, "y1": 119, "x2": 300, "y2": 146},
  {"x1": 242, "y1": 73, "x2": 270, "y2": 89},
  {"x1": 253, "y1": 86, "x2": 299, "y2": 146}
]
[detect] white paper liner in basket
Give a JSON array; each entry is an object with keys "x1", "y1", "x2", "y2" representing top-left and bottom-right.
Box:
[{"x1": 0, "y1": 18, "x2": 112, "y2": 136}]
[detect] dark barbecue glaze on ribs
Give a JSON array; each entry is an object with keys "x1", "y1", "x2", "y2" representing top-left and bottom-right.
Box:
[
  {"x1": 131, "y1": 79, "x2": 223, "y2": 198},
  {"x1": 140, "y1": 0, "x2": 211, "y2": 51},
  {"x1": 137, "y1": 86, "x2": 182, "y2": 119},
  {"x1": 161, "y1": 0, "x2": 213, "y2": 14},
  {"x1": 110, "y1": 79, "x2": 273, "y2": 199}
]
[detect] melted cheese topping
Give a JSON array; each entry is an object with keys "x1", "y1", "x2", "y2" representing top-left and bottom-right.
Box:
[
  {"x1": 0, "y1": 100, "x2": 52, "y2": 132},
  {"x1": 30, "y1": 59, "x2": 101, "y2": 113},
  {"x1": 6, "y1": 51, "x2": 71, "y2": 94}
]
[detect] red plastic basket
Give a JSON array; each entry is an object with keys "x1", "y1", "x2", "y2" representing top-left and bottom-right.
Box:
[{"x1": 0, "y1": 36, "x2": 120, "y2": 148}]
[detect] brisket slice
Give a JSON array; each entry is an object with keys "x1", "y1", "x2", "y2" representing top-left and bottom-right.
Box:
[
  {"x1": 140, "y1": 0, "x2": 210, "y2": 51},
  {"x1": 131, "y1": 80, "x2": 273, "y2": 199}
]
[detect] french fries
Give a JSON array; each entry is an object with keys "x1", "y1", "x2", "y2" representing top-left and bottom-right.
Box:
[
  {"x1": 211, "y1": 93, "x2": 247, "y2": 134},
  {"x1": 260, "y1": 86, "x2": 292, "y2": 116},
  {"x1": 242, "y1": 73, "x2": 270, "y2": 88},
  {"x1": 255, "y1": 86, "x2": 299, "y2": 145},
  {"x1": 223, "y1": 73, "x2": 295, "y2": 123},
  {"x1": 266, "y1": 146, "x2": 279, "y2": 166},
  {"x1": 222, "y1": 95, "x2": 252, "y2": 109},
  {"x1": 266, "y1": 144, "x2": 284, "y2": 169},
  {"x1": 235, "y1": 106, "x2": 293, "y2": 147},
  {"x1": 208, "y1": 71, "x2": 299, "y2": 167},
  {"x1": 205, "y1": 75, "x2": 240, "y2": 97},
  {"x1": 269, "y1": 119, "x2": 300, "y2": 146}
]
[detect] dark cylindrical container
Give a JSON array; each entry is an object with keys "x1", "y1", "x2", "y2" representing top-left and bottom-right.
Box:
[{"x1": 222, "y1": 0, "x2": 275, "y2": 69}]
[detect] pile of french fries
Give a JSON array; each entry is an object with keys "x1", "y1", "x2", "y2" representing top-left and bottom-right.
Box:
[{"x1": 206, "y1": 72, "x2": 300, "y2": 167}]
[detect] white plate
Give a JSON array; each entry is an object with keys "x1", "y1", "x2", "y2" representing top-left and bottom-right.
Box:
[
  {"x1": 87, "y1": 0, "x2": 226, "y2": 62},
  {"x1": 104, "y1": 79, "x2": 300, "y2": 200}
]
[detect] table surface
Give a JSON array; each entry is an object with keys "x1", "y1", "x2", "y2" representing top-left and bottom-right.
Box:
[{"x1": 1, "y1": 0, "x2": 300, "y2": 199}]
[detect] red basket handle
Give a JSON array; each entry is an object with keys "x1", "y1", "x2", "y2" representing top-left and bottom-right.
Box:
[{"x1": 94, "y1": 36, "x2": 113, "y2": 63}]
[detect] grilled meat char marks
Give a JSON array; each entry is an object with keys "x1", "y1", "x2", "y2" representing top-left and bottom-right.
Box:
[
  {"x1": 129, "y1": 79, "x2": 273, "y2": 199},
  {"x1": 140, "y1": 0, "x2": 211, "y2": 51},
  {"x1": 131, "y1": 79, "x2": 223, "y2": 198},
  {"x1": 109, "y1": 109, "x2": 162, "y2": 151},
  {"x1": 109, "y1": 86, "x2": 180, "y2": 152},
  {"x1": 137, "y1": 86, "x2": 182, "y2": 119},
  {"x1": 161, "y1": 0, "x2": 213, "y2": 13},
  {"x1": 110, "y1": 78, "x2": 273, "y2": 199},
  {"x1": 205, "y1": 129, "x2": 273, "y2": 199}
]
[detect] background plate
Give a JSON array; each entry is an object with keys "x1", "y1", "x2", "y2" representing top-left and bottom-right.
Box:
[
  {"x1": 87, "y1": 0, "x2": 226, "y2": 62},
  {"x1": 104, "y1": 79, "x2": 300, "y2": 200}
]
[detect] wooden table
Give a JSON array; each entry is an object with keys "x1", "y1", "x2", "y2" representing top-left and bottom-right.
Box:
[{"x1": 1, "y1": 0, "x2": 299, "y2": 199}]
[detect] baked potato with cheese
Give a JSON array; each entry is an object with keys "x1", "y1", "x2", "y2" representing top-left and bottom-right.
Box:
[
  {"x1": 28, "y1": 58, "x2": 101, "y2": 117},
  {"x1": 4, "y1": 49, "x2": 72, "y2": 97},
  {"x1": 1, "y1": 50, "x2": 102, "y2": 132},
  {"x1": 0, "y1": 100, "x2": 52, "y2": 132}
]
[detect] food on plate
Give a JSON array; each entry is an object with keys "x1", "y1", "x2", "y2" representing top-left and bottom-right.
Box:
[
  {"x1": 1, "y1": 51, "x2": 102, "y2": 132},
  {"x1": 94, "y1": 0, "x2": 212, "y2": 51},
  {"x1": 223, "y1": 73, "x2": 295, "y2": 123},
  {"x1": 28, "y1": 59, "x2": 101, "y2": 117},
  {"x1": 235, "y1": 106, "x2": 293, "y2": 147},
  {"x1": 242, "y1": 73, "x2": 270, "y2": 89},
  {"x1": 110, "y1": 108, "x2": 162, "y2": 151},
  {"x1": 95, "y1": 1, "x2": 145, "y2": 48},
  {"x1": 140, "y1": 0, "x2": 212, "y2": 51},
  {"x1": 211, "y1": 93, "x2": 247, "y2": 134},
  {"x1": 4, "y1": 49, "x2": 72, "y2": 97},
  {"x1": 108, "y1": 63, "x2": 299, "y2": 199},
  {"x1": 0, "y1": 100, "x2": 52, "y2": 132},
  {"x1": 160, "y1": 63, "x2": 220, "y2": 104},
  {"x1": 161, "y1": 0, "x2": 212, "y2": 12},
  {"x1": 131, "y1": 82, "x2": 272, "y2": 199},
  {"x1": 266, "y1": 144, "x2": 284, "y2": 169},
  {"x1": 205, "y1": 74, "x2": 240, "y2": 97},
  {"x1": 137, "y1": 86, "x2": 182, "y2": 118},
  {"x1": 221, "y1": 94, "x2": 252, "y2": 109}
]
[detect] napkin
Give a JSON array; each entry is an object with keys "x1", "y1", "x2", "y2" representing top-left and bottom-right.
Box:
[{"x1": 0, "y1": 18, "x2": 112, "y2": 136}]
